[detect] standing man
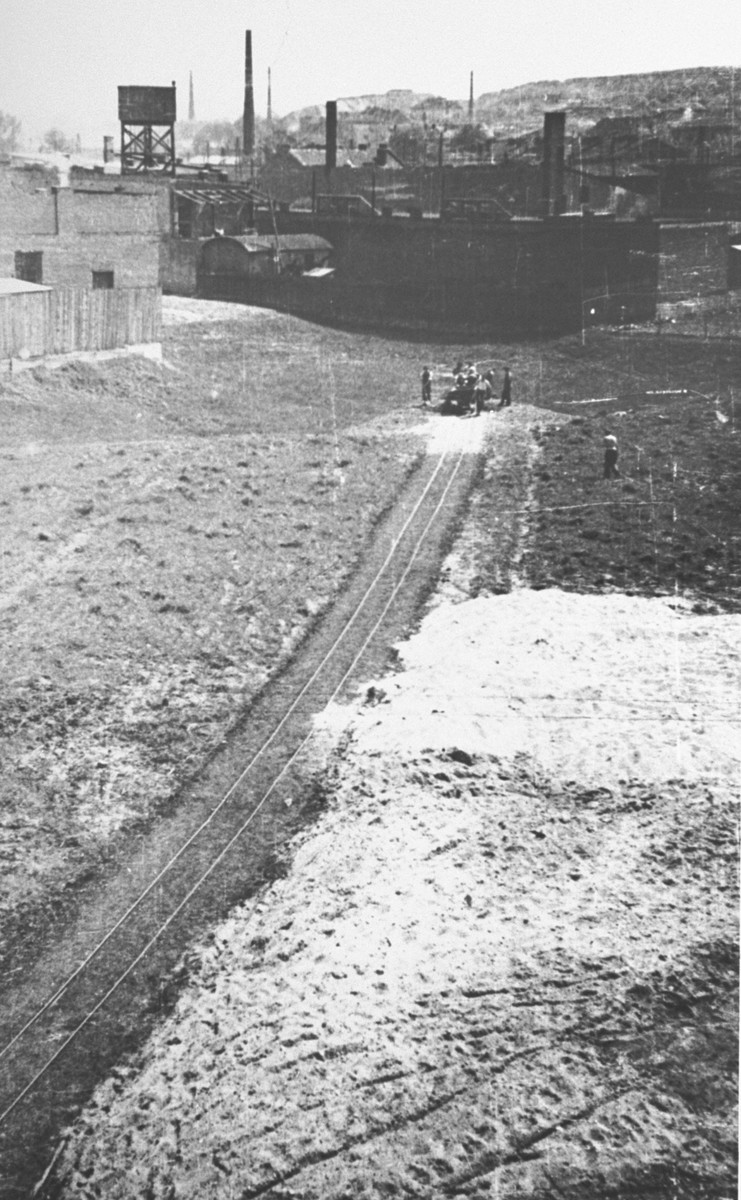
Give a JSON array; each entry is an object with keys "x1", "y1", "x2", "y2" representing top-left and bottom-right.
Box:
[
  {"x1": 474, "y1": 374, "x2": 491, "y2": 416},
  {"x1": 421, "y1": 366, "x2": 432, "y2": 407},
  {"x1": 603, "y1": 432, "x2": 619, "y2": 478},
  {"x1": 500, "y1": 366, "x2": 512, "y2": 408}
]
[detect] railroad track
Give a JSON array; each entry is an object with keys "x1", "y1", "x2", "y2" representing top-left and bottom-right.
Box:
[{"x1": 0, "y1": 439, "x2": 481, "y2": 1198}]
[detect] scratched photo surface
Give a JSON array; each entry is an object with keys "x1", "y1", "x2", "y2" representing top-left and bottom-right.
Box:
[{"x1": 0, "y1": 3, "x2": 738, "y2": 1197}]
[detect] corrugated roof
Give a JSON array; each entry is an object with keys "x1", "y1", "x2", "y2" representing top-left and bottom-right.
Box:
[{"x1": 0, "y1": 278, "x2": 52, "y2": 295}]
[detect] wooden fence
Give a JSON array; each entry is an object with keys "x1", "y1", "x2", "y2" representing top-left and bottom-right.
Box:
[{"x1": 0, "y1": 286, "x2": 161, "y2": 360}]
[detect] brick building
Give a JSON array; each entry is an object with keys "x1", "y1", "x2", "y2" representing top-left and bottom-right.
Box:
[
  {"x1": 0, "y1": 163, "x2": 167, "y2": 290},
  {"x1": 0, "y1": 163, "x2": 167, "y2": 359}
]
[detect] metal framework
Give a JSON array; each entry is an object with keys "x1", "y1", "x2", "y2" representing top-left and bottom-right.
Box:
[
  {"x1": 120, "y1": 124, "x2": 176, "y2": 173},
  {"x1": 172, "y1": 182, "x2": 269, "y2": 239},
  {"x1": 172, "y1": 184, "x2": 266, "y2": 206}
]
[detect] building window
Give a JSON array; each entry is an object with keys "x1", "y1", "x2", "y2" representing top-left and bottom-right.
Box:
[
  {"x1": 15, "y1": 250, "x2": 43, "y2": 284},
  {"x1": 92, "y1": 270, "x2": 114, "y2": 290}
]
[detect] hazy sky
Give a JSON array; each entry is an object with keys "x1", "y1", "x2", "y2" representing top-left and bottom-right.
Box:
[{"x1": 1, "y1": 0, "x2": 738, "y2": 147}]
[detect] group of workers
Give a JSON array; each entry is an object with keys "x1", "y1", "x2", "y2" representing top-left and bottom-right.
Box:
[
  {"x1": 421, "y1": 361, "x2": 512, "y2": 415},
  {"x1": 421, "y1": 361, "x2": 622, "y2": 481}
]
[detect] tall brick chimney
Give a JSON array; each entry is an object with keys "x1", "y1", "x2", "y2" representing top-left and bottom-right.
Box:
[
  {"x1": 542, "y1": 111, "x2": 566, "y2": 216},
  {"x1": 243, "y1": 30, "x2": 255, "y2": 158},
  {"x1": 325, "y1": 101, "x2": 337, "y2": 170}
]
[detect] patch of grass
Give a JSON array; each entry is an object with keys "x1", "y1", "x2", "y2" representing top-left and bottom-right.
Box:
[
  {"x1": 517, "y1": 399, "x2": 741, "y2": 608},
  {"x1": 472, "y1": 327, "x2": 740, "y2": 609}
]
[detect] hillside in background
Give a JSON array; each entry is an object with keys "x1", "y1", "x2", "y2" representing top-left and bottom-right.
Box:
[
  {"x1": 477, "y1": 66, "x2": 740, "y2": 134},
  {"x1": 276, "y1": 66, "x2": 739, "y2": 138}
]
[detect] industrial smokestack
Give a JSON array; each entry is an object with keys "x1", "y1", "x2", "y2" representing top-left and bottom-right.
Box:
[
  {"x1": 325, "y1": 100, "x2": 337, "y2": 171},
  {"x1": 267, "y1": 67, "x2": 272, "y2": 125},
  {"x1": 243, "y1": 30, "x2": 255, "y2": 158},
  {"x1": 188, "y1": 70, "x2": 195, "y2": 121},
  {"x1": 542, "y1": 111, "x2": 566, "y2": 216},
  {"x1": 468, "y1": 72, "x2": 474, "y2": 123}
]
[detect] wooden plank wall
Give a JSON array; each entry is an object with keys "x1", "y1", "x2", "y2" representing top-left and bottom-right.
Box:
[
  {"x1": 0, "y1": 287, "x2": 161, "y2": 359},
  {"x1": 0, "y1": 291, "x2": 50, "y2": 358}
]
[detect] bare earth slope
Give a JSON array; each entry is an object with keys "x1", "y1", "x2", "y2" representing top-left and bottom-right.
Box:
[
  {"x1": 0, "y1": 300, "x2": 426, "y2": 964},
  {"x1": 53, "y1": 406, "x2": 738, "y2": 1200}
]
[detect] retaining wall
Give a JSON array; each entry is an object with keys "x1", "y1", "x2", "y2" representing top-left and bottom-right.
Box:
[{"x1": 220, "y1": 213, "x2": 660, "y2": 335}]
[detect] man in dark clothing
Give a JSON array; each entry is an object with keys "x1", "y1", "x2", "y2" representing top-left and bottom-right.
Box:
[
  {"x1": 421, "y1": 366, "x2": 432, "y2": 407},
  {"x1": 500, "y1": 367, "x2": 512, "y2": 407},
  {"x1": 603, "y1": 433, "x2": 619, "y2": 478}
]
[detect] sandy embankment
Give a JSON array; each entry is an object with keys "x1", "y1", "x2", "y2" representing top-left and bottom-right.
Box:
[{"x1": 55, "y1": 411, "x2": 739, "y2": 1200}]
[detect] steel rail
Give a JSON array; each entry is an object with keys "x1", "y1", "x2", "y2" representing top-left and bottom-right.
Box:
[
  {"x1": 0, "y1": 448, "x2": 450, "y2": 1071},
  {"x1": 0, "y1": 445, "x2": 468, "y2": 1127}
]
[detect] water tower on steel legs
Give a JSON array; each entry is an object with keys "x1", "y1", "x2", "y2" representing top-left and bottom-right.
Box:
[{"x1": 118, "y1": 83, "x2": 177, "y2": 174}]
